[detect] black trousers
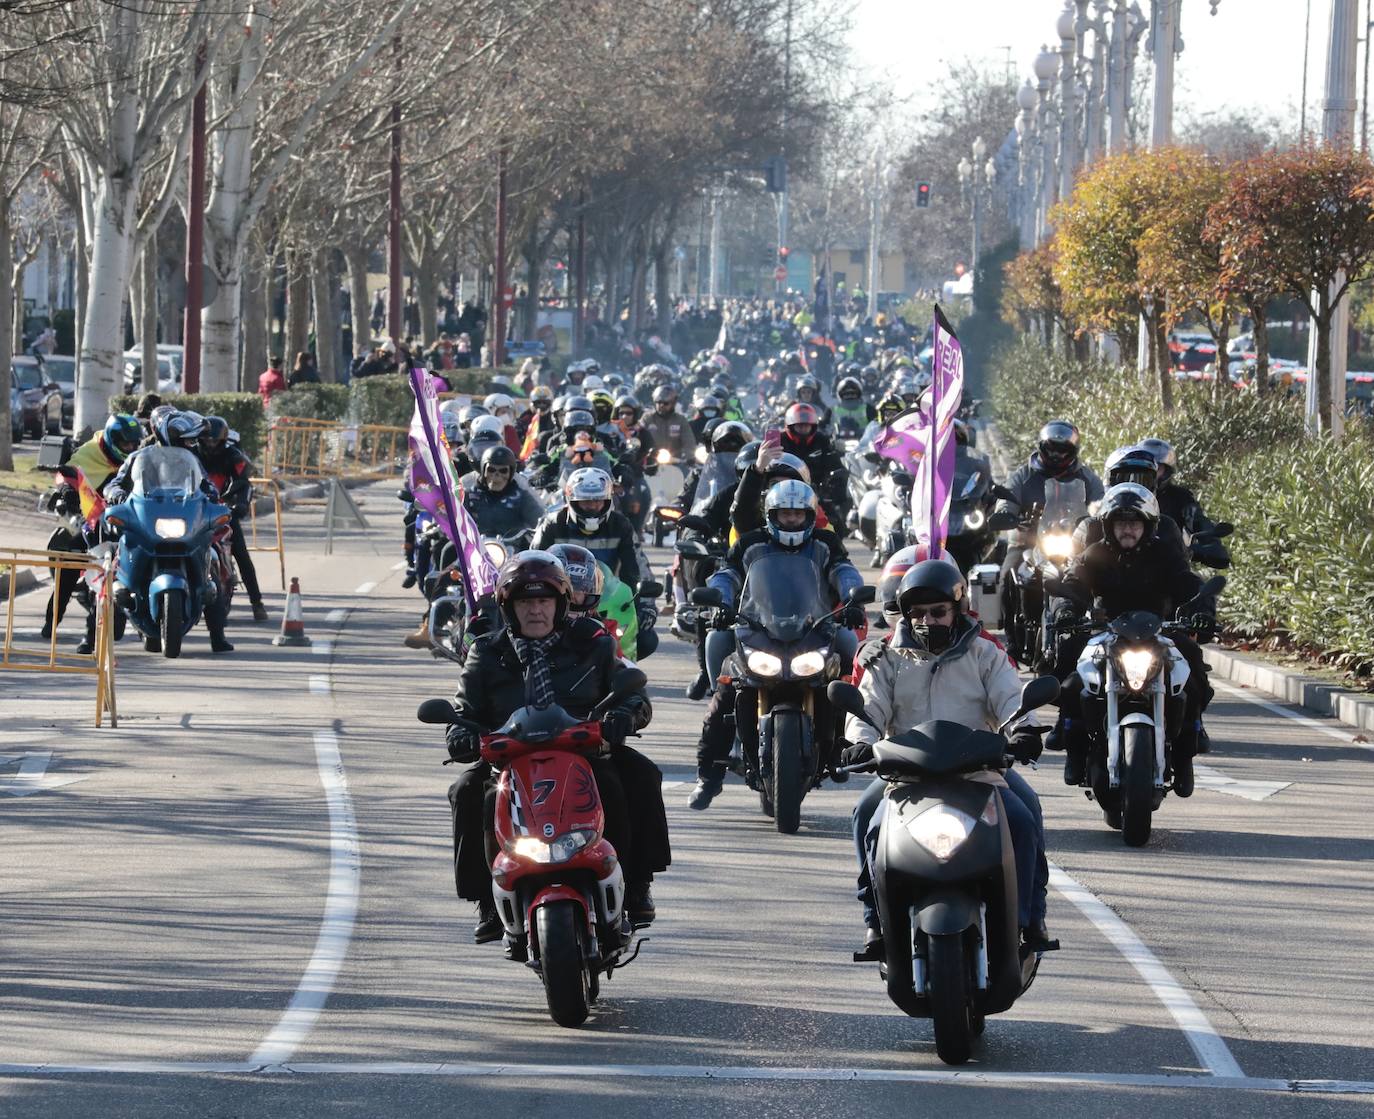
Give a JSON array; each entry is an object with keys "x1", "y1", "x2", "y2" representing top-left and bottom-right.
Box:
[
  {"x1": 448, "y1": 745, "x2": 670, "y2": 902},
  {"x1": 228, "y1": 515, "x2": 262, "y2": 605}
]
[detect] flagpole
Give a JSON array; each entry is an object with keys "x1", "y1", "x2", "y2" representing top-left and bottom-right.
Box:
[{"x1": 929, "y1": 305, "x2": 941, "y2": 552}]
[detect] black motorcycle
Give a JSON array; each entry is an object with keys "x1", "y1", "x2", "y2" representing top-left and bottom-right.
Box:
[
  {"x1": 829, "y1": 675, "x2": 1060, "y2": 1065},
  {"x1": 945, "y1": 449, "x2": 999, "y2": 573},
  {"x1": 693, "y1": 553, "x2": 873, "y2": 834}
]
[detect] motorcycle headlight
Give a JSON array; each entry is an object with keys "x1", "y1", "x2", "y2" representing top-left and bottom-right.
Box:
[
  {"x1": 1116, "y1": 647, "x2": 1158, "y2": 692},
  {"x1": 1041, "y1": 531, "x2": 1074, "y2": 559},
  {"x1": 906, "y1": 804, "x2": 977, "y2": 861},
  {"x1": 508, "y1": 829, "x2": 594, "y2": 864},
  {"x1": 745, "y1": 650, "x2": 783, "y2": 677},
  {"x1": 790, "y1": 650, "x2": 827, "y2": 676},
  {"x1": 483, "y1": 541, "x2": 508, "y2": 566},
  {"x1": 656, "y1": 448, "x2": 672, "y2": 465},
  {"x1": 154, "y1": 517, "x2": 187, "y2": 539},
  {"x1": 962, "y1": 508, "x2": 985, "y2": 530},
  {"x1": 694, "y1": 444, "x2": 708, "y2": 464}
]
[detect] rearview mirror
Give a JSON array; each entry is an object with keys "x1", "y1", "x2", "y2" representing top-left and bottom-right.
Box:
[
  {"x1": 691, "y1": 586, "x2": 723, "y2": 607},
  {"x1": 416, "y1": 698, "x2": 457, "y2": 725},
  {"x1": 991, "y1": 483, "x2": 1016, "y2": 502},
  {"x1": 1018, "y1": 675, "x2": 1060, "y2": 713},
  {"x1": 637, "y1": 580, "x2": 663, "y2": 599},
  {"x1": 1198, "y1": 575, "x2": 1226, "y2": 599},
  {"x1": 1212, "y1": 522, "x2": 1234, "y2": 538},
  {"x1": 846, "y1": 585, "x2": 876, "y2": 606},
  {"x1": 826, "y1": 680, "x2": 865, "y2": 717}
]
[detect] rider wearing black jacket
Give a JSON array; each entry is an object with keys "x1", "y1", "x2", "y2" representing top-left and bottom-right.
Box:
[
  {"x1": 198, "y1": 417, "x2": 268, "y2": 623},
  {"x1": 1048, "y1": 484, "x2": 1216, "y2": 798},
  {"x1": 460, "y1": 445, "x2": 542, "y2": 542}
]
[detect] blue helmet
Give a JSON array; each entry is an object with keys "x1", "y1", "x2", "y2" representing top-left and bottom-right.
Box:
[{"x1": 102, "y1": 413, "x2": 141, "y2": 462}]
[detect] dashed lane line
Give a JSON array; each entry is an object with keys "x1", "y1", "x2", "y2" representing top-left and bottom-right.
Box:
[{"x1": 353, "y1": 582, "x2": 377, "y2": 595}]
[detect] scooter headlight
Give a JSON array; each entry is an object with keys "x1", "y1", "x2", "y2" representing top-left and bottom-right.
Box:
[
  {"x1": 1040, "y1": 531, "x2": 1073, "y2": 559},
  {"x1": 154, "y1": 517, "x2": 187, "y2": 539},
  {"x1": 790, "y1": 650, "x2": 827, "y2": 676},
  {"x1": 962, "y1": 508, "x2": 985, "y2": 530},
  {"x1": 1116, "y1": 647, "x2": 1158, "y2": 692},
  {"x1": 745, "y1": 650, "x2": 783, "y2": 677},
  {"x1": 509, "y1": 829, "x2": 594, "y2": 864},
  {"x1": 906, "y1": 803, "x2": 977, "y2": 861}
]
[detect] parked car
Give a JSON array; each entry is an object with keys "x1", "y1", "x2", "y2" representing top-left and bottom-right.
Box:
[
  {"x1": 123, "y1": 350, "x2": 181, "y2": 394},
  {"x1": 8, "y1": 380, "x2": 23, "y2": 442},
  {"x1": 36, "y1": 353, "x2": 76, "y2": 428},
  {"x1": 11, "y1": 356, "x2": 63, "y2": 437}
]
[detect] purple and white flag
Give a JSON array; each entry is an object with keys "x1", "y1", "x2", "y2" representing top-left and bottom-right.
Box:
[
  {"x1": 408, "y1": 365, "x2": 498, "y2": 610},
  {"x1": 914, "y1": 305, "x2": 964, "y2": 553}
]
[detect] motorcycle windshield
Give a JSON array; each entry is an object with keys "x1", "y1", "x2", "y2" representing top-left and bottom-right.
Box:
[
  {"x1": 690, "y1": 452, "x2": 736, "y2": 514},
  {"x1": 738, "y1": 552, "x2": 831, "y2": 641},
  {"x1": 1041, "y1": 478, "x2": 1089, "y2": 531},
  {"x1": 130, "y1": 446, "x2": 205, "y2": 498},
  {"x1": 954, "y1": 453, "x2": 983, "y2": 501}
]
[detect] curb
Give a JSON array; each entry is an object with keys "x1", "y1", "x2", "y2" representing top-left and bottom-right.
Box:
[
  {"x1": 0, "y1": 568, "x2": 44, "y2": 600},
  {"x1": 1203, "y1": 644, "x2": 1374, "y2": 735}
]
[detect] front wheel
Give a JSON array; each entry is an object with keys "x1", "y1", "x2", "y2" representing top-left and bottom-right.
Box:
[
  {"x1": 1121, "y1": 724, "x2": 1155, "y2": 847},
  {"x1": 770, "y1": 710, "x2": 806, "y2": 835},
  {"x1": 536, "y1": 901, "x2": 591, "y2": 1027},
  {"x1": 927, "y1": 932, "x2": 976, "y2": 1065},
  {"x1": 158, "y1": 590, "x2": 184, "y2": 659}
]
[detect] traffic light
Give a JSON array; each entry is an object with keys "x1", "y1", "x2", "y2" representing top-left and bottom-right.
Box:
[
  {"x1": 764, "y1": 154, "x2": 788, "y2": 193},
  {"x1": 916, "y1": 181, "x2": 932, "y2": 208},
  {"x1": 778, "y1": 246, "x2": 790, "y2": 260}
]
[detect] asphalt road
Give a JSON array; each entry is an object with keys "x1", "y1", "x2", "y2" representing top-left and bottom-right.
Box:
[{"x1": 1, "y1": 480, "x2": 1371, "y2": 1117}]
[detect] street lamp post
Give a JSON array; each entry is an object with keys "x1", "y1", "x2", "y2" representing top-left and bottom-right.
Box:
[
  {"x1": 959, "y1": 137, "x2": 997, "y2": 308},
  {"x1": 1058, "y1": 3, "x2": 1079, "y2": 200},
  {"x1": 1015, "y1": 79, "x2": 1039, "y2": 249},
  {"x1": 1034, "y1": 45, "x2": 1059, "y2": 239}
]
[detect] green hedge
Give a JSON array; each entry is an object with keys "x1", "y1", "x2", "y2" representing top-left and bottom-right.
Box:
[
  {"x1": 988, "y1": 339, "x2": 1374, "y2": 674},
  {"x1": 268, "y1": 383, "x2": 351, "y2": 423},
  {"x1": 110, "y1": 391, "x2": 265, "y2": 461}
]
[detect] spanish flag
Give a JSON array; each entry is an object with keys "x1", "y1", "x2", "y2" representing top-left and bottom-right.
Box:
[{"x1": 519, "y1": 413, "x2": 543, "y2": 461}]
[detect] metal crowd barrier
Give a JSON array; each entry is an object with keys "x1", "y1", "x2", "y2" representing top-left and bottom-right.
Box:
[
  {"x1": 1, "y1": 547, "x2": 118, "y2": 727},
  {"x1": 264, "y1": 417, "x2": 408, "y2": 482},
  {"x1": 246, "y1": 475, "x2": 287, "y2": 590}
]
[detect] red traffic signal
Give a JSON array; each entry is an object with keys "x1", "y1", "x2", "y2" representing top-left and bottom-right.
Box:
[
  {"x1": 778, "y1": 246, "x2": 790, "y2": 259},
  {"x1": 916, "y1": 181, "x2": 932, "y2": 208}
]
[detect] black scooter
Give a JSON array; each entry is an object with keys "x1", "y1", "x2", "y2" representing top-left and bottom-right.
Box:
[{"x1": 829, "y1": 675, "x2": 1060, "y2": 1065}]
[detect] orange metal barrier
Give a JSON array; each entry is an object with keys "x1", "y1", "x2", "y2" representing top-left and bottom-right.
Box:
[
  {"x1": 264, "y1": 417, "x2": 408, "y2": 482},
  {"x1": 246, "y1": 475, "x2": 287, "y2": 590},
  {"x1": 1, "y1": 547, "x2": 118, "y2": 727}
]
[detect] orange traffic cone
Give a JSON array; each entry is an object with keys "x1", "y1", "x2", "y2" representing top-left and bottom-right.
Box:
[{"x1": 272, "y1": 577, "x2": 312, "y2": 647}]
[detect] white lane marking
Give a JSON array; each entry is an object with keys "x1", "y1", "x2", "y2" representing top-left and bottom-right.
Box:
[
  {"x1": 0, "y1": 752, "x2": 86, "y2": 796},
  {"x1": 308, "y1": 675, "x2": 331, "y2": 696},
  {"x1": 354, "y1": 582, "x2": 376, "y2": 595},
  {"x1": 1049, "y1": 863, "x2": 1244, "y2": 1079},
  {"x1": 0, "y1": 1060, "x2": 1362, "y2": 1094},
  {"x1": 311, "y1": 639, "x2": 333, "y2": 656},
  {"x1": 390, "y1": 561, "x2": 407, "y2": 571},
  {"x1": 1193, "y1": 764, "x2": 1290, "y2": 802},
  {"x1": 1212, "y1": 680, "x2": 1368, "y2": 748},
  {"x1": 249, "y1": 731, "x2": 360, "y2": 1065},
  {"x1": 325, "y1": 609, "x2": 347, "y2": 625}
]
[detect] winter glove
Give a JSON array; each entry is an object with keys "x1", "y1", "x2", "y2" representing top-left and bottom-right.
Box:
[
  {"x1": 1009, "y1": 728, "x2": 1044, "y2": 765},
  {"x1": 599, "y1": 706, "x2": 636, "y2": 748},
  {"x1": 711, "y1": 606, "x2": 733, "y2": 631},
  {"x1": 635, "y1": 598, "x2": 658, "y2": 630},
  {"x1": 445, "y1": 723, "x2": 481, "y2": 763},
  {"x1": 1191, "y1": 613, "x2": 1218, "y2": 643},
  {"x1": 842, "y1": 605, "x2": 867, "y2": 629},
  {"x1": 840, "y1": 741, "x2": 874, "y2": 767}
]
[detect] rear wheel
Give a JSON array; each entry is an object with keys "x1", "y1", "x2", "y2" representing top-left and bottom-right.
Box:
[
  {"x1": 928, "y1": 933, "x2": 976, "y2": 1065},
  {"x1": 158, "y1": 590, "x2": 183, "y2": 659},
  {"x1": 1121, "y1": 724, "x2": 1155, "y2": 847},
  {"x1": 770, "y1": 710, "x2": 806, "y2": 835},
  {"x1": 536, "y1": 901, "x2": 591, "y2": 1027}
]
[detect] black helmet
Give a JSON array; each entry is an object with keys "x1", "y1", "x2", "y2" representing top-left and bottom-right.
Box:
[
  {"x1": 494, "y1": 549, "x2": 572, "y2": 635},
  {"x1": 547, "y1": 543, "x2": 604, "y2": 613},
  {"x1": 200, "y1": 415, "x2": 230, "y2": 454},
  {"x1": 836, "y1": 376, "x2": 862, "y2": 401},
  {"x1": 1138, "y1": 437, "x2": 1176, "y2": 483},
  {"x1": 652, "y1": 384, "x2": 676, "y2": 406},
  {"x1": 1098, "y1": 483, "x2": 1159, "y2": 550},
  {"x1": 1104, "y1": 445, "x2": 1159, "y2": 491},
  {"x1": 480, "y1": 444, "x2": 518, "y2": 473},
  {"x1": 1037, "y1": 420, "x2": 1081, "y2": 474},
  {"x1": 613, "y1": 393, "x2": 642, "y2": 421},
  {"x1": 156, "y1": 410, "x2": 206, "y2": 449},
  {"x1": 896, "y1": 559, "x2": 968, "y2": 617},
  {"x1": 710, "y1": 420, "x2": 752, "y2": 453},
  {"x1": 735, "y1": 440, "x2": 761, "y2": 475}
]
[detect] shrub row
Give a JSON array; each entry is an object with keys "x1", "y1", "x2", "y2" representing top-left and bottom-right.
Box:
[{"x1": 989, "y1": 338, "x2": 1374, "y2": 673}]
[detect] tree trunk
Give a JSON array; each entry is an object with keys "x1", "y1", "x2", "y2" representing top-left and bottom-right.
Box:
[
  {"x1": 1211, "y1": 322, "x2": 1230, "y2": 401},
  {"x1": 1315, "y1": 297, "x2": 1333, "y2": 432},
  {"x1": 654, "y1": 242, "x2": 672, "y2": 340},
  {"x1": 11, "y1": 259, "x2": 26, "y2": 354},
  {"x1": 1252, "y1": 306, "x2": 1269, "y2": 395},
  {"x1": 200, "y1": 220, "x2": 245, "y2": 393},
  {"x1": 76, "y1": 173, "x2": 138, "y2": 434},
  {"x1": 522, "y1": 237, "x2": 541, "y2": 345},
  {"x1": 73, "y1": 215, "x2": 87, "y2": 390},
  {"x1": 1154, "y1": 316, "x2": 1173, "y2": 412},
  {"x1": 46, "y1": 235, "x2": 60, "y2": 320},
  {"x1": 0, "y1": 204, "x2": 14, "y2": 471},
  {"x1": 1144, "y1": 315, "x2": 1156, "y2": 383},
  {"x1": 239, "y1": 237, "x2": 268, "y2": 391},
  {"x1": 416, "y1": 249, "x2": 440, "y2": 347},
  {"x1": 345, "y1": 242, "x2": 371, "y2": 363},
  {"x1": 311, "y1": 245, "x2": 339, "y2": 383},
  {"x1": 139, "y1": 234, "x2": 159, "y2": 394},
  {"x1": 285, "y1": 246, "x2": 310, "y2": 363}
]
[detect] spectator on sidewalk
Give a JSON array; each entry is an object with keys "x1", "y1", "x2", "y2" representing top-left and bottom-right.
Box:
[
  {"x1": 258, "y1": 356, "x2": 287, "y2": 405},
  {"x1": 287, "y1": 352, "x2": 320, "y2": 387}
]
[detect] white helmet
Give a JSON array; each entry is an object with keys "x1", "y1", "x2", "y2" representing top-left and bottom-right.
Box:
[
  {"x1": 565, "y1": 467, "x2": 614, "y2": 533},
  {"x1": 483, "y1": 392, "x2": 514, "y2": 418},
  {"x1": 582, "y1": 374, "x2": 605, "y2": 391},
  {"x1": 764, "y1": 479, "x2": 818, "y2": 548},
  {"x1": 470, "y1": 415, "x2": 506, "y2": 443},
  {"x1": 440, "y1": 413, "x2": 463, "y2": 446}
]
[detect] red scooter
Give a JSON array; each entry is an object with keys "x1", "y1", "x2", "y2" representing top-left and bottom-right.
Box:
[{"x1": 418, "y1": 667, "x2": 648, "y2": 1027}]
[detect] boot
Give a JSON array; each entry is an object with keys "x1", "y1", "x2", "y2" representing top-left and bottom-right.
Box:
[
  {"x1": 251, "y1": 601, "x2": 269, "y2": 623},
  {"x1": 1172, "y1": 752, "x2": 1195, "y2": 798},
  {"x1": 1021, "y1": 919, "x2": 1059, "y2": 953},
  {"x1": 403, "y1": 620, "x2": 430, "y2": 649},
  {"x1": 854, "y1": 927, "x2": 884, "y2": 962},
  {"x1": 401, "y1": 569, "x2": 417, "y2": 589},
  {"x1": 1063, "y1": 747, "x2": 1086, "y2": 786},
  {"x1": 626, "y1": 882, "x2": 655, "y2": 925},
  {"x1": 688, "y1": 773, "x2": 723, "y2": 810},
  {"x1": 75, "y1": 615, "x2": 96, "y2": 656},
  {"x1": 685, "y1": 670, "x2": 710, "y2": 701},
  {"x1": 473, "y1": 899, "x2": 503, "y2": 943}
]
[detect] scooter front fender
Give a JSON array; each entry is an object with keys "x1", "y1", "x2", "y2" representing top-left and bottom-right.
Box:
[{"x1": 915, "y1": 889, "x2": 980, "y2": 936}]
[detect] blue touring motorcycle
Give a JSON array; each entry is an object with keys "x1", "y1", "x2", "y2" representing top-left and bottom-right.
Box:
[{"x1": 104, "y1": 446, "x2": 232, "y2": 658}]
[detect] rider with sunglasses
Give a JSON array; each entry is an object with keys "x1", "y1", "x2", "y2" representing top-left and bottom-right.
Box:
[
  {"x1": 840, "y1": 559, "x2": 1053, "y2": 961},
  {"x1": 460, "y1": 445, "x2": 543, "y2": 544}
]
